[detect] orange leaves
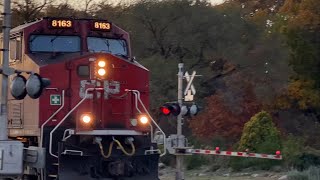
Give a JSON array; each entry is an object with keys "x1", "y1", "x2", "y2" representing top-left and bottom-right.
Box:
[
  {"x1": 189, "y1": 80, "x2": 262, "y2": 141},
  {"x1": 280, "y1": 0, "x2": 320, "y2": 30},
  {"x1": 275, "y1": 79, "x2": 320, "y2": 110},
  {"x1": 189, "y1": 95, "x2": 237, "y2": 139},
  {"x1": 279, "y1": 0, "x2": 299, "y2": 14}
]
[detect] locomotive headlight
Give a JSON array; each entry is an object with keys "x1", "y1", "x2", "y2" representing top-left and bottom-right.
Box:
[
  {"x1": 77, "y1": 113, "x2": 95, "y2": 131},
  {"x1": 98, "y1": 68, "x2": 106, "y2": 76},
  {"x1": 94, "y1": 60, "x2": 107, "y2": 79},
  {"x1": 138, "y1": 114, "x2": 149, "y2": 125},
  {"x1": 98, "y1": 60, "x2": 106, "y2": 67},
  {"x1": 80, "y1": 114, "x2": 92, "y2": 124}
]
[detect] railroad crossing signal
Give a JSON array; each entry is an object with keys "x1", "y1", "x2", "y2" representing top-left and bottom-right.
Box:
[
  {"x1": 160, "y1": 103, "x2": 181, "y2": 116},
  {"x1": 10, "y1": 73, "x2": 51, "y2": 100},
  {"x1": 50, "y1": 94, "x2": 61, "y2": 105},
  {"x1": 180, "y1": 104, "x2": 199, "y2": 116},
  {"x1": 160, "y1": 103, "x2": 199, "y2": 116}
]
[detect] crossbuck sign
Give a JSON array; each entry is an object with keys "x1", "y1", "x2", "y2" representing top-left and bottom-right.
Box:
[{"x1": 184, "y1": 71, "x2": 196, "y2": 101}]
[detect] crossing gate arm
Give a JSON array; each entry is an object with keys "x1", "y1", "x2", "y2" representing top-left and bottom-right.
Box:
[{"x1": 185, "y1": 148, "x2": 282, "y2": 160}]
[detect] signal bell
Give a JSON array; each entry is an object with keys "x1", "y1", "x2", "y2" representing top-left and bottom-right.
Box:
[{"x1": 160, "y1": 103, "x2": 181, "y2": 116}]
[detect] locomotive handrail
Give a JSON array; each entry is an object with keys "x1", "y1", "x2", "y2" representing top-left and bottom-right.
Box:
[
  {"x1": 39, "y1": 90, "x2": 65, "y2": 148},
  {"x1": 132, "y1": 91, "x2": 154, "y2": 141},
  {"x1": 49, "y1": 88, "x2": 103, "y2": 158},
  {"x1": 130, "y1": 90, "x2": 167, "y2": 157},
  {"x1": 62, "y1": 129, "x2": 73, "y2": 141}
]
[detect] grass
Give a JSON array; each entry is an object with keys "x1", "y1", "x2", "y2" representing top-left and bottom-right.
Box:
[{"x1": 287, "y1": 166, "x2": 320, "y2": 180}]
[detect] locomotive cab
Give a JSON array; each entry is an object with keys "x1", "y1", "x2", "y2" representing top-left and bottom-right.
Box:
[{"x1": 3, "y1": 17, "x2": 163, "y2": 180}]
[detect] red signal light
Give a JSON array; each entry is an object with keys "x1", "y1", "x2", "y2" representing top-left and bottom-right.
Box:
[
  {"x1": 161, "y1": 107, "x2": 171, "y2": 115},
  {"x1": 276, "y1": 150, "x2": 281, "y2": 155},
  {"x1": 160, "y1": 103, "x2": 181, "y2": 116}
]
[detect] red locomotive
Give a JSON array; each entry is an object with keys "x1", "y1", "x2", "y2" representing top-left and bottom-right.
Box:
[{"x1": 4, "y1": 17, "x2": 163, "y2": 180}]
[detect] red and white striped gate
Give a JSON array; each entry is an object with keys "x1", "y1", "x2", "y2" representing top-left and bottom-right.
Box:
[
  {"x1": 174, "y1": 147, "x2": 282, "y2": 160},
  {"x1": 166, "y1": 135, "x2": 282, "y2": 160},
  {"x1": 186, "y1": 147, "x2": 282, "y2": 160}
]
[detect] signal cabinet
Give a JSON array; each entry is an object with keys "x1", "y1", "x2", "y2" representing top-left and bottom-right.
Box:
[{"x1": 0, "y1": 141, "x2": 23, "y2": 175}]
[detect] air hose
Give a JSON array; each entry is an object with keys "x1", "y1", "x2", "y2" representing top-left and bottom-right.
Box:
[{"x1": 95, "y1": 137, "x2": 136, "y2": 159}]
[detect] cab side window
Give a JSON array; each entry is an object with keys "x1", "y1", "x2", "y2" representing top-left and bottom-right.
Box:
[
  {"x1": 77, "y1": 65, "x2": 90, "y2": 78},
  {"x1": 9, "y1": 37, "x2": 22, "y2": 63}
]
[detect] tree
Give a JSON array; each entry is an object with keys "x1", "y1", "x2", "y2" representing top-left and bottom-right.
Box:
[
  {"x1": 189, "y1": 72, "x2": 261, "y2": 142},
  {"x1": 274, "y1": 0, "x2": 320, "y2": 124},
  {"x1": 231, "y1": 111, "x2": 281, "y2": 170},
  {"x1": 238, "y1": 111, "x2": 281, "y2": 152},
  {"x1": 11, "y1": 0, "x2": 53, "y2": 27},
  {"x1": 45, "y1": 3, "x2": 79, "y2": 18}
]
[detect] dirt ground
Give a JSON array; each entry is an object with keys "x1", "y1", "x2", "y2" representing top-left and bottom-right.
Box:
[
  {"x1": 160, "y1": 176, "x2": 282, "y2": 180},
  {"x1": 159, "y1": 167, "x2": 287, "y2": 180},
  {"x1": 161, "y1": 177, "x2": 281, "y2": 180}
]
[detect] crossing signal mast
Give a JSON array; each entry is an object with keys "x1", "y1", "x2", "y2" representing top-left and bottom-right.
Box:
[
  {"x1": 159, "y1": 63, "x2": 201, "y2": 180},
  {"x1": 160, "y1": 64, "x2": 282, "y2": 180},
  {"x1": 0, "y1": 1, "x2": 51, "y2": 177}
]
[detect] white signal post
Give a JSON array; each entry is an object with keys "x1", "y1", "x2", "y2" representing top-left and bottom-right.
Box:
[
  {"x1": 176, "y1": 63, "x2": 184, "y2": 180},
  {"x1": 176, "y1": 64, "x2": 200, "y2": 180},
  {"x1": 0, "y1": 0, "x2": 11, "y2": 141},
  {"x1": 0, "y1": 1, "x2": 24, "y2": 177}
]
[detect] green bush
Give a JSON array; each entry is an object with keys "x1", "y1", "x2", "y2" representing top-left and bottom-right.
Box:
[
  {"x1": 186, "y1": 155, "x2": 209, "y2": 170},
  {"x1": 238, "y1": 111, "x2": 281, "y2": 152},
  {"x1": 307, "y1": 166, "x2": 320, "y2": 180},
  {"x1": 295, "y1": 153, "x2": 320, "y2": 171},
  {"x1": 281, "y1": 135, "x2": 305, "y2": 169},
  {"x1": 160, "y1": 154, "x2": 175, "y2": 167},
  {"x1": 282, "y1": 136, "x2": 320, "y2": 170},
  {"x1": 288, "y1": 170, "x2": 308, "y2": 180},
  {"x1": 230, "y1": 111, "x2": 282, "y2": 170}
]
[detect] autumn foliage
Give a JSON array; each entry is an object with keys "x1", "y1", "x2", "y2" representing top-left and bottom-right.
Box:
[
  {"x1": 276, "y1": 79, "x2": 320, "y2": 110},
  {"x1": 189, "y1": 77, "x2": 261, "y2": 141}
]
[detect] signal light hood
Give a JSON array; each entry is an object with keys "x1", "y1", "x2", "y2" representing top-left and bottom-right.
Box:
[
  {"x1": 26, "y1": 73, "x2": 51, "y2": 99},
  {"x1": 10, "y1": 75, "x2": 27, "y2": 100},
  {"x1": 10, "y1": 73, "x2": 51, "y2": 100}
]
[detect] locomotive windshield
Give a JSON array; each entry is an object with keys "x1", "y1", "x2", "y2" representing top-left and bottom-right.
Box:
[
  {"x1": 87, "y1": 37, "x2": 128, "y2": 57},
  {"x1": 29, "y1": 35, "x2": 81, "y2": 52}
]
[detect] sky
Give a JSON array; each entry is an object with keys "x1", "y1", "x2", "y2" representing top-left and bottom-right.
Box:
[
  {"x1": 62, "y1": 0, "x2": 226, "y2": 11},
  {"x1": 210, "y1": 0, "x2": 225, "y2": 5}
]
